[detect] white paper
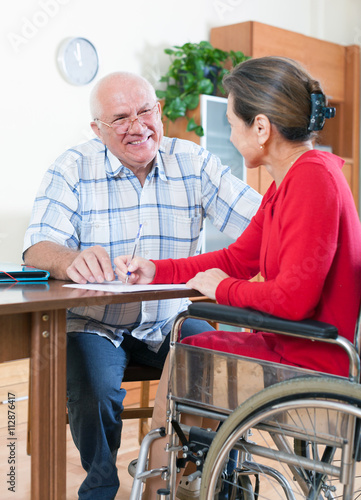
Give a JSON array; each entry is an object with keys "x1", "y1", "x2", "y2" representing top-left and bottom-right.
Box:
[{"x1": 63, "y1": 282, "x2": 190, "y2": 293}]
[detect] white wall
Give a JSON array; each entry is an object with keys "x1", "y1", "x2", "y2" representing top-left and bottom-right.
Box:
[{"x1": 1, "y1": 0, "x2": 360, "y2": 262}]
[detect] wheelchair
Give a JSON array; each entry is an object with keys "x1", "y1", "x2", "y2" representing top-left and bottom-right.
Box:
[{"x1": 130, "y1": 301, "x2": 361, "y2": 499}]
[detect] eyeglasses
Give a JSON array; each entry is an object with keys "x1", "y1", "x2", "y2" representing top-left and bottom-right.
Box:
[{"x1": 95, "y1": 103, "x2": 159, "y2": 134}]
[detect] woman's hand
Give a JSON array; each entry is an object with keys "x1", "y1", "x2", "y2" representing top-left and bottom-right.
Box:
[
  {"x1": 114, "y1": 255, "x2": 156, "y2": 284},
  {"x1": 186, "y1": 268, "x2": 229, "y2": 300}
]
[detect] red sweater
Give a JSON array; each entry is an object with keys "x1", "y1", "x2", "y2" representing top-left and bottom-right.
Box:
[{"x1": 152, "y1": 151, "x2": 361, "y2": 376}]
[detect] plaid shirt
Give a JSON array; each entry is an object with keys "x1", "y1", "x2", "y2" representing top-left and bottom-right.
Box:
[{"x1": 23, "y1": 136, "x2": 261, "y2": 350}]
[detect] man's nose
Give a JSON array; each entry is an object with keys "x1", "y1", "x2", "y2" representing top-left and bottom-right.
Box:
[{"x1": 128, "y1": 116, "x2": 146, "y2": 132}]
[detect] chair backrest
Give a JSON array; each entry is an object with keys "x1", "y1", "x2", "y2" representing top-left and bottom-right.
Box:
[{"x1": 123, "y1": 362, "x2": 162, "y2": 383}]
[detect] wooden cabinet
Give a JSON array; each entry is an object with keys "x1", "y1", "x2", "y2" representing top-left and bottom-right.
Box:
[{"x1": 165, "y1": 22, "x2": 360, "y2": 208}]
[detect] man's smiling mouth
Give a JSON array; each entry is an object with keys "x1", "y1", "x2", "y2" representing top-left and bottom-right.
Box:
[{"x1": 129, "y1": 137, "x2": 149, "y2": 145}]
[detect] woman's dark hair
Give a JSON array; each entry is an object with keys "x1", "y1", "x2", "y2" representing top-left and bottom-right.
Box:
[{"x1": 223, "y1": 56, "x2": 325, "y2": 141}]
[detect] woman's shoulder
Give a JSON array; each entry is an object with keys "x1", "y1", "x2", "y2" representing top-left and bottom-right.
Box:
[
  {"x1": 286, "y1": 150, "x2": 345, "y2": 189},
  {"x1": 292, "y1": 150, "x2": 344, "y2": 176}
]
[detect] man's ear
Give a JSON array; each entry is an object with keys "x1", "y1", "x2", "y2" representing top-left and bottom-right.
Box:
[
  {"x1": 254, "y1": 114, "x2": 271, "y2": 147},
  {"x1": 90, "y1": 121, "x2": 104, "y2": 142}
]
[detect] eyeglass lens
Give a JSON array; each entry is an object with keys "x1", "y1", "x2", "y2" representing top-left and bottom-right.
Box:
[{"x1": 113, "y1": 105, "x2": 158, "y2": 132}]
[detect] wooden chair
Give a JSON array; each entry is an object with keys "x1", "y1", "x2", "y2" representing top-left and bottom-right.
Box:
[{"x1": 121, "y1": 362, "x2": 162, "y2": 443}]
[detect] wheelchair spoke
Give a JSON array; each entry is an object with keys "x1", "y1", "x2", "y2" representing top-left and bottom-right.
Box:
[{"x1": 198, "y1": 377, "x2": 361, "y2": 500}]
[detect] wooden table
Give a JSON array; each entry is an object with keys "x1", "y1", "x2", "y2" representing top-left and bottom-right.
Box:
[{"x1": 0, "y1": 279, "x2": 201, "y2": 500}]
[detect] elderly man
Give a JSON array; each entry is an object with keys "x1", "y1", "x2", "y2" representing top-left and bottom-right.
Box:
[{"x1": 23, "y1": 72, "x2": 261, "y2": 500}]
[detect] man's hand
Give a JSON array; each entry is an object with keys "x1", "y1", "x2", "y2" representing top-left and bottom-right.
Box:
[
  {"x1": 186, "y1": 268, "x2": 229, "y2": 300},
  {"x1": 66, "y1": 245, "x2": 115, "y2": 284},
  {"x1": 114, "y1": 255, "x2": 156, "y2": 284}
]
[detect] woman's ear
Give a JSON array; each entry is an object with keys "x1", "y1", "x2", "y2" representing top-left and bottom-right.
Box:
[{"x1": 254, "y1": 114, "x2": 271, "y2": 147}]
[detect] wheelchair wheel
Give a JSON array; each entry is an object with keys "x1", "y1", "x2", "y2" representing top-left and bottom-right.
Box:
[
  {"x1": 230, "y1": 474, "x2": 254, "y2": 500},
  {"x1": 199, "y1": 376, "x2": 361, "y2": 500}
]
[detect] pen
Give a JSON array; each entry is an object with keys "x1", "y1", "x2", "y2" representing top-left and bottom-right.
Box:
[{"x1": 125, "y1": 223, "x2": 143, "y2": 284}]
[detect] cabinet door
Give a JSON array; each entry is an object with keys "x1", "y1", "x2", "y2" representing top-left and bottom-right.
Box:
[{"x1": 200, "y1": 95, "x2": 245, "y2": 182}]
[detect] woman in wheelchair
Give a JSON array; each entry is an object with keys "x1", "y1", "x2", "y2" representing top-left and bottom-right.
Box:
[{"x1": 115, "y1": 56, "x2": 361, "y2": 498}]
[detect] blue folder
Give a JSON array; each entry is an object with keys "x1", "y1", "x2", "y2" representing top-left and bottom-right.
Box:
[{"x1": 0, "y1": 263, "x2": 50, "y2": 282}]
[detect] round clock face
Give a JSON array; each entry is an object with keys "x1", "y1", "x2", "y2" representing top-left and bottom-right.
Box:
[{"x1": 57, "y1": 37, "x2": 99, "y2": 86}]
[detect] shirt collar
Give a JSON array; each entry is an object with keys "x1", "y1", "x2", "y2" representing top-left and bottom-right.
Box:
[
  {"x1": 104, "y1": 147, "x2": 125, "y2": 177},
  {"x1": 104, "y1": 144, "x2": 168, "y2": 182},
  {"x1": 152, "y1": 144, "x2": 168, "y2": 182}
]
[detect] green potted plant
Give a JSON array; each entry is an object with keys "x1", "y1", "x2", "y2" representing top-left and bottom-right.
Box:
[{"x1": 156, "y1": 41, "x2": 249, "y2": 136}]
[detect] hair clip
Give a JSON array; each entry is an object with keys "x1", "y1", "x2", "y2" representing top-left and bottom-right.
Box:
[{"x1": 308, "y1": 93, "x2": 336, "y2": 131}]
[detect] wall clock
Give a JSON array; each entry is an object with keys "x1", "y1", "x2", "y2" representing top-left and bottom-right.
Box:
[{"x1": 57, "y1": 37, "x2": 99, "y2": 86}]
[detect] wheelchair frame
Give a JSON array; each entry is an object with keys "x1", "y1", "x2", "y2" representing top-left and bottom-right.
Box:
[{"x1": 130, "y1": 302, "x2": 361, "y2": 500}]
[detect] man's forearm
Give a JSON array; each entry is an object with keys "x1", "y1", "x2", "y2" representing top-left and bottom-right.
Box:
[{"x1": 23, "y1": 241, "x2": 79, "y2": 281}]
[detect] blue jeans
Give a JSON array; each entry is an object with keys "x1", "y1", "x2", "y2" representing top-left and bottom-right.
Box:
[{"x1": 67, "y1": 318, "x2": 214, "y2": 500}]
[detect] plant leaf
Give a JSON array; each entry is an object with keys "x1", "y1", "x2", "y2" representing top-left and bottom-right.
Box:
[
  {"x1": 183, "y1": 93, "x2": 199, "y2": 110},
  {"x1": 186, "y1": 118, "x2": 204, "y2": 136},
  {"x1": 164, "y1": 97, "x2": 187, "y2": 121},
  {"x1": 155, "y1": 89, "x2": 167, "y2": 99},
  {"x1": 198, "y1": 78, "x2": 214, "y2": 95},
  {"x1": 164, "y1": 85, "x2": 181, "y2": 99}
]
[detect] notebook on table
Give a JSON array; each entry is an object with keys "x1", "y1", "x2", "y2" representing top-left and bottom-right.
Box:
[{"x1": 0, "y1": 263, "x2": 50, "y2": 282}]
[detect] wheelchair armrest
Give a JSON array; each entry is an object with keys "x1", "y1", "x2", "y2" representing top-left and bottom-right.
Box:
[
  {"x1": 180, "y1": 303, "x2": 360, "y2": 382},
  {"x1": 187, "y1": 302, "x2": 338, "y2": 340}
]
